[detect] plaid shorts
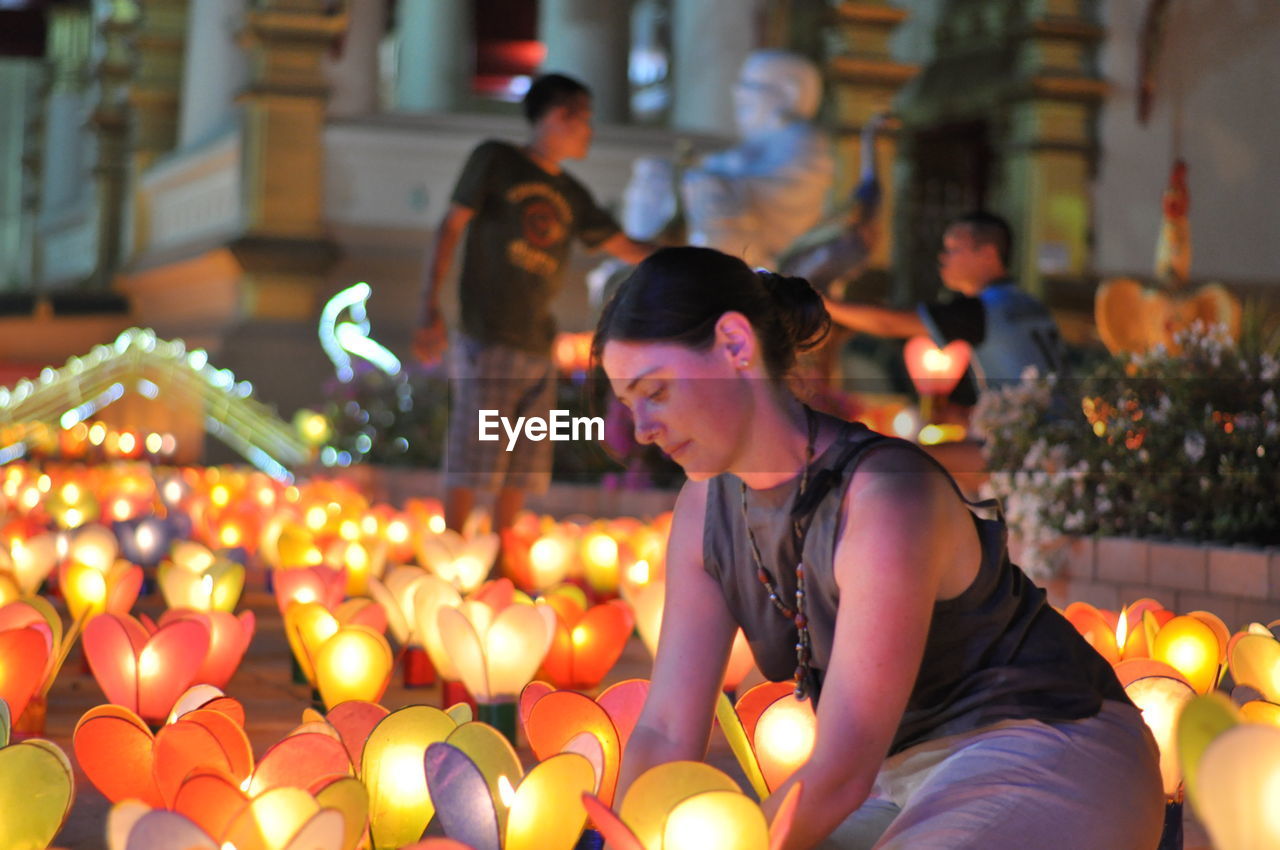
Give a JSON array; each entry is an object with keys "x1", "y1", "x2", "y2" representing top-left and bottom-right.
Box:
[{"x1": 443, "y1": 333, "x2": 556, "y2": 493}]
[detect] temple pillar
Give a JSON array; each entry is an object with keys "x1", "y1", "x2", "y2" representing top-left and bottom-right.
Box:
[
  {"x1": 394, "y1": 0, "x2": 469, "y2": 113},
  {"x1": 827, "y1": 0, "x2": 918, "y2": 270},
  {"x1": 89, "y1": 0, "x2": 140, "y2": 288},
  {"x1": 324, "y1": 0, "x2": 385, "y2": 117},
  {"x1": 177, "y1": 0, "x2": 249, "y2": 149},
  {"x1": 538, "y1": 0, "x2": 630, "y2": 123},
  {"x1": 40, "y1": 6, "x2": 94, "y2": 219},
  {"x1": 669, "y1": 0, "x2": 755, "y2": 135},
  {"x1": 0, "y1": 59, "x2": 44, "y2": 291},
  {"x1": 130, "y1": 0, "x2": 188, "y2": 168}
]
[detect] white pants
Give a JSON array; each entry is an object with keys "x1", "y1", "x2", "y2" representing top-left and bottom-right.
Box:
[{"x1": 821, "y1": 701, "x2": 1165, "y2": 850}]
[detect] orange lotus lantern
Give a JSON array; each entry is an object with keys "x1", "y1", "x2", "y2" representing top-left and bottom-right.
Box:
[
  {"x1": 716, "y1": 680, "x2": 816, "y2": 798},
  {"x1": 83, "y1": 612, "x2": 211, "y2": 724},
  {"x1": 0, "y1": 598, "x2": 81, "y2": 735},
  {"x1": 903, "y1": 336, "x2": 972, "y2": 399},
  {"x1": 538, "y1": 588, "x2": 635, "y2": 691},
  {"x1": 521, "y1": 680, "x2": 649, "y2": 809},
  {"x1": 516, "y1": 530, "x2": 574, "y2": 592}
]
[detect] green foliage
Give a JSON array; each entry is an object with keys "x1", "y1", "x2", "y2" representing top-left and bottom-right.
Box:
[{"x1": 975, "y1": 323, "x2": 1280, "y2": 577}]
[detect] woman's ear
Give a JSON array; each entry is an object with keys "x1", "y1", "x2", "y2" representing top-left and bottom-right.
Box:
[{"x1": 714, "y1": 312, "x2": 758, "y2": 370}]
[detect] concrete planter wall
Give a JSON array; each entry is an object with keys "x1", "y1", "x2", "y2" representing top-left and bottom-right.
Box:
[{"x1": 1043, "y1": 536, "x2": 1280, "y2": 627}]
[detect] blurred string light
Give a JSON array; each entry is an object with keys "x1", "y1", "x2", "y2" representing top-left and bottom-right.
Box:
[
  {"x1": 319, "y1": 282, "x2": 401, "y2": 383},
  {"x1": 0, "y1": 328, "x2": 308, "y2": 481}
]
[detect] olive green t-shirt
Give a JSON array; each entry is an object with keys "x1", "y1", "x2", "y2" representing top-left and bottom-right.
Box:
[{"x1": 451, "y1": 140, "x2": 621, "y2": 354}]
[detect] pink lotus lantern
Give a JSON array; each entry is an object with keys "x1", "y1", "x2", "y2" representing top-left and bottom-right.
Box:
[
  {"x1": 0, "y1": 697, "x2": 75, "y2": 850},
  {"x1": 273, "y1": 563, "x2": 347, "y2": 616},
  {"x1": 903, "y1": 336, "x2": 972, "y2": 399},
  {"x1": 158, "y1": 609, "x2": 256, "y2": 690},
  {"x1": 538, "y1": 587, "x2": 635, "y2": 691},
  {"x1": 83, "y1": 612, "x2": 211, "y2": 724}
]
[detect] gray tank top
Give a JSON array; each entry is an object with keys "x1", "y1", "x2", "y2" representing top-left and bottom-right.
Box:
[{"x1": 703, "y1": 416, "x2": 1128, "y2": 755}]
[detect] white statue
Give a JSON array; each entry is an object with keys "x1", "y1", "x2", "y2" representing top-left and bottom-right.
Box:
[{"x1": 681, "y1": 49, "x2": 834, "y2": 269}]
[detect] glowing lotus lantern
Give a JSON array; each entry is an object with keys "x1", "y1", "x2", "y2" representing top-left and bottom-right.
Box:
[
  {"x1": 417, "y1": 529, "x2": 500, "y2": 594},
  {"x1": 513, "y1": 529, "x2": 574, "y2": 592},
  {"x1": 426, "y1": 738, "x2": 596, "y2": 850},
  {"x1": 107, "y1": 792, "x2": 348, "y2": 850},
  {"x1": 45, "y1": 479, "x2": 100, "y2": 529},
  {"x1": 1151, "y1": 613, "x2": 1226, "y2": 694},
  {"x1": 1227, "y1": 631, "x2": 1280, "y2": 704},
  {"x1": 57, "y1": 525, "x2": 142, "y2": 623},
  {"x1": 115, "y1": 515, "x2": 175, "y2": 568},
  {"x1": 581, "y1": 528, "x2": 622, "y2": 595},
  {"x1": 438, "y1": 598, "x2": 556, "y2": 738},
  {"x1": 716, "y1": 681, "x2": 817, "y2": 797},
  {"x1": 260, "y1": 514, "x2": 324, "y2": 571},
  {"x1": 0, "y1": 598, "x2": 80, "y2": 734},
  {"x1": 361, "y1": 705, "x2": 458, "y2": 850},
  {"x1": 628, "y1": 578, "x2": 755, "y2": 692},
  {"x1": 1177, "y1": 693, "x2": 1280, "y2": 850},
  {"x1": 369, "y1": 566, "x2": 436, "y2": 686},
  {"x1": 537, "y1": 587, "x2": 635, "y2": 690},
  {"x1": 273, "y1": 564, "x2": 346, "y2": 616},
  {"x1": 903, "y1": 336, "x2": 972, "y2": 400},
  {"x1": 584, "y1": 760, "x2": 801, "y2": 850},
  {"x1": 83, "y1": 612, "x2": 211, "y2": 724},
  {"x1": 314, "y1": 625, "x2": 393, "y2": 710},
  {"x1": 521, "y1": 679, "x2": 649, "y2": 809},
  {"x1": 4, "y1": 532, "x2": 58, "y2": 596},
  {"x1": 157, "y1": 542, "x2": 245, "y2": 613},
  {"x1": 326, "y1": 538, "x2": 386, "y2": 597},
  {"x1": 1114, "y1": 659, "x2": 1196, "y2": 798},
  {"x1": 412, "y1": 574, "x2": 469, "y2": 702},
  {"x1": 158, "y1": 609, "x2": 256, "y2": 690},
  {"x1": 0, "y1": 698, "x2": 76, "y2": 850}
]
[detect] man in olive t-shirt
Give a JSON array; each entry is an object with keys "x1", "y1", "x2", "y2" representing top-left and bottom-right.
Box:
[{"x1": 414, "y1": 74, "x2": 652, "y2": 540}]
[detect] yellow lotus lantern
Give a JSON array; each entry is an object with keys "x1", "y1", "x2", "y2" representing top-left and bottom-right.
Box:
[
  {"x1": 5, "y1": 533, "x2": 57, "y2": 596},
  {"x1": 1228, "y1": 631, "x2": 1280, "y2": 704},
  {"x1": 585, "y1": 760, "x2": 801, "y2": 850},
  {"x1": 1151, "y1": 613, "x2": 1226, "y2": 694},
  {"x1": 107, "y1": 790, "x2": 348, "y2": 850},
  {"x1": 1178, "y1": 694, "x2": 1280, "y2": 850},
  {"x1": 523, "y1": 531, "x2": 574, "y2": 592},
  {"x1": 45, "y1": 479, "x2": 100, "y2": 529},
  {"x1": 417, "y1": 529, "x2": 499, "y2": 594},
  {"x1": 1115, "y1": 659, "x2": 1196, "y2": 799},
  {"x1": 716, "y1": 681, "x2": 817, "y2": 798},
  {"x1": 260, "y1": 514, "x2": 324, "y2": 571},
  {"x1": 0, "y1": 698, "x2": 76, "y2": 850},
  {"x1": 581, "y1": 528, "x2": 620, "y2": 596},
  {"x1": 425, "y1": 735, "x2": 596, "y2": 850},
  {"x1": 314, "y1": 625, "x2": 393, "y2": 710},
  {"x1": 361, "y1": 705, "x2": 458, "y2": 850},
  {"x1": 157, "y1": 542, "x2": 245, "y2": 613},
  {"x1": 325, "y1": 538, "x2": 386, "y2": 597},
  {"x1": 438, "y1": 597, "x2": 556, "y2": 740},
  {"x1": 59, "y1": 557, "x2": 142, "y2": 624}
]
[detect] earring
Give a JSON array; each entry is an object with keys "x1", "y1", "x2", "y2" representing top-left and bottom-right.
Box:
[{"x1": 738, "y1": 358, "x2": 750, "y2": 369}]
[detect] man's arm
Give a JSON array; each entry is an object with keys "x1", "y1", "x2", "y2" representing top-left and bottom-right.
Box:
[
  {"x1": 822, "y1": 297, "x2": 929, "y2": 339},
  {"x1": 599, "y1": 231, "x2": 656, "y2": 265},
  {"x1": 413, "y1": 203, "x2": 474, "y2": 365}
]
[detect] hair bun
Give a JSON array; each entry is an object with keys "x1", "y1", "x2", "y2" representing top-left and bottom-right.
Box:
[{"x1": 756, "y1": 270, "x2": 831, "y2": 352}]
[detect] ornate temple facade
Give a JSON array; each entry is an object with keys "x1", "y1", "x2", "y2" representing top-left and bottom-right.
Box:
[{"x1": 0, "y1": 0, "x2": 1275, "y2": 424}]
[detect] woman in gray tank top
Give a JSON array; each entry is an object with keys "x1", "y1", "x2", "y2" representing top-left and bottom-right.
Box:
[{"x1": 594, "y1": 246, "x2": 1163, "y2": 849}]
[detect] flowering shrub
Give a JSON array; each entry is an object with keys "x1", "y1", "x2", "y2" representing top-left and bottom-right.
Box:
[{"x1": 974, "y1": 323, "x2": 1280, "y2": 580}]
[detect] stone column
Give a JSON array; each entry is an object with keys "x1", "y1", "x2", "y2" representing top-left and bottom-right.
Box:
[
  {"x1": 130, "y1": 0, "x2": 188, "y2": 168},
  {"x1": 394, "y1": 0, "x2": 469, "y2": 113},
  {"x1": 324, "y1": 0, "x2": 385, "y2": 117},
  {"x1": 670, "y1": 0, "x2": 756, "y2": 135},
  {"x1": 538, "y1": 0, "x2": 630, "y2": 123},
  {"x1": 177, "y1": 0, "x2": 248, "y2": 149},
  {"x1": 40, "y1": 6, "x2": 94, "y2": 217},
  {"x1": 0, "y1": 59, "x2": 44, "y2": 290},
  {"x1": 90, "y1": 0, "x2": 141, "y2": 287}
]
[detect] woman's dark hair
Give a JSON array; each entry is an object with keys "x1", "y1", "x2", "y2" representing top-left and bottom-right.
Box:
[{"x1": 591, "y1": 245, "x2": 830, "y2": 382}]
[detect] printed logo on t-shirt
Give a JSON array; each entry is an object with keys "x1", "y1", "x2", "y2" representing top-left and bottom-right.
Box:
[{"x1": 505, "y1": 183, "x2": 573, "y2": 279}]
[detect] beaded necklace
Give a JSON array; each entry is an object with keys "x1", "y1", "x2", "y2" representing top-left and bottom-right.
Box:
[{"x1": 739, "y1": 406, "x2": 818, "y2": 700}]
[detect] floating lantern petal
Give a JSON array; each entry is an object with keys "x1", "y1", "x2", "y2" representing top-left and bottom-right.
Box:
[
  {"x1": 423, "y1": 742, "x2": 502, "y2": 850},
  {"x1": 158, "y1": 545, "x2": 244, "y2": 613},
  {"x1": 157, "y1": 609, "x2": 255, "y2": 690},
  {"x1": 715, "y1": 692, "x2": 770, "y2": 801},
  {"x1": 362, "y1": 705, "x2": 457, "y2": 850},
  {"x1": 314, "y1": 625, "x2": 393, "y2": 710},
  {"x1": 582, "y1": 792, "x2": 645, "y2": 850},
  {"x1": 369, "y1": 566, "x2": 430, "y2": 646},
  {"x1": 171, "y1": 767, "x2": 250, "y2": 840},
  {"x1": 444, "y1": 722, "x2": 524, "y2": 837},
  {"x1": 1193, "y1": 722, "x2": 1280, "y2": 850},
  {"x1": 525, "y1": 690, "x2": 621, "y2": 806},
  {"x1": 153, "y1": 708, "x2": 254, "y2": 805},
  {"x1": 221, "y1": 786, "x2": 346, "y2": 850},
  {"x1": 108, "y1": 806, "x2": 219, "y2": 850},
  {"x1": 418, "y1": 530, "x2": 499, "y2": 594},
  {"x1": 0, "y1": 735, "x2": 75, "y2": 850},
  {"x1": 324, "y1": 700, "x2": 390, "y2": 768},
  {"x1": 314, "y1": 775, "x2": 369, "y2": 850},
  {"x1": 283, "y1": 601, "x2": 340, "y2": 686},
  {"x1": 596, "y1": 679, "x2": 650, "y2": 755},
  {"x1": 274, "y1": 564, "x2": 346, "y2": 615}
]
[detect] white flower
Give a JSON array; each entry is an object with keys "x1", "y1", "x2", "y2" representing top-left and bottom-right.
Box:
[{"x1": 1184, "y1": 431, "x2": 1206, "y2": 463}]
